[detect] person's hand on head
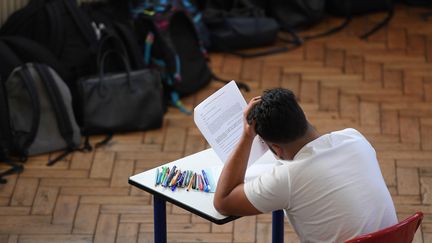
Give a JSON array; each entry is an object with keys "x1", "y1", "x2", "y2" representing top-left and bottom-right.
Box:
[{"x1": 243, "y1": 96, "x2": 261, "y2": 140}]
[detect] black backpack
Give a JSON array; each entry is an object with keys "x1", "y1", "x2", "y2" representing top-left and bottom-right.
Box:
[
  {"x1": 249, "y1": 0, "x2": 325, "y2": 30},
  {"x1": 0, "y1": 36, "x2": 71, "y2": 83},
  {"x1": 0, "y1": 0, "x2": 99, "y2": 81},
  {"x1": 204, "y1": 0, "x2": 300, "y2": 57},
  {"x1": 325, "y1": 0, "x2": 394, "y2": 39},
  {"x1": 132, "y1": 6, "x2": 213, "y2": 112},
  {"x1": 0, "y1": 80, "x2": 23, "y2": 184},
  {"x1": 80, "y1": 2, "x2": 146, "y2": 71}
]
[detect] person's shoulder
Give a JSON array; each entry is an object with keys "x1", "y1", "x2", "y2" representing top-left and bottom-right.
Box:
[
  {"x1": 329, "y1": 128, "x2": 370, "y2": 145},
  {"x1": 332, "y1": 128, "x2": 364, "y2": 138}
]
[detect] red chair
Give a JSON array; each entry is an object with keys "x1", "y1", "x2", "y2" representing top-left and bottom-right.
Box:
[{"x1": 345, "y1": 212, "x2": 424, "y2": 243}]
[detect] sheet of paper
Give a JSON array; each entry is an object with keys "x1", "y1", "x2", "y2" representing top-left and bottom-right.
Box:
[
  {"x1": 206, "y1": 150, "x2": 280, "y2": 191},
  {"x1": 194, "y1": 81, "x2": 268, "y2": 167}
]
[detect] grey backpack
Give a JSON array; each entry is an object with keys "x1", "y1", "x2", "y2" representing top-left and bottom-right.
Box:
[{"x1": 5, "y1": 63, "x2": 81, "y2": 165}]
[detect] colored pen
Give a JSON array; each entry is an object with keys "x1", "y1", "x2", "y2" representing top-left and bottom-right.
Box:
[
  {"x1": 178, "y1": 171, "x2": 186, "y2": 187},
  {"x1": 183, "y1": 171, "x2": 190, "y2": 187},
  {"x1": 160, "y1": 168, "x2": 167, "y2": 187},
  {"x1": 202, "y1": 175, "x2": 207, "y2": 191},
  {"x1": 171, "y1": 178, "x2": 179, "y2": 191},
  {"x1": 202, "y1": 170, "x2": 210, "y2": 192},
  {"x1": 160, "y1": 167, "x2": 166, "y2": 186},
  {"x1": 198, "y1": 175, "x2": 204, "y2": 191},
  {"x1": 185, "y1": 171, "x2": 191, "y2": 186},
  {"x1": 165, "y1": 166, "x2": 177, "y2": 186},
  {"x1": 168, "y1": 170, "x2": 177, "y2": 187},
  {"x1": 188, "y1": 171, "x2": 193, "y2": 185},
  {"x1": 159, "y1": 168, "x2": 165, "y2": 185},
  {"x1": 171, "y1": 176, "x2": 180, "y2": 191},
  {"x1": 194, "y1": 173, "x2": 198, "y2": 190},
  {"x1": 159, "y1": 167, "x2": 169, "y2": 185},
  {"x1": 174, "y1": 170, "x2": 182, "y2": 185},
  {"x1": 187, "y1": 173, "x2": 195, "y2": 191},
  {"x1": 171, "y1": 184, "x2": 177, "y2": 191},
  {"x1": 155, "y1": 168, "x2": 160, "y2": 186},
  {"x1": 185, "y1": 170, "x2": 191, "y2": 186},
  {"x1": 180, "y1": 171, "x2": 187, "y2": 187},
  {"x1": 176, "y1": 171, "x2": 184, "y2": 187},
  {"x1": 163, "y1": 167, "x2": 168, "y2": 181},
  {"x1": 192, "y1": 173, "x2": 197, "y2": 190},
  {"x1": 197, "y1": 174, "x2": 201, "y2": 191},
  {"x1": 173, "y1": 171, "x2": 186, "y2": 191},
  {"x1": 170, "y1": 170, "x2": 181, "y2": 187},
  {"x1": 157, "y1": 167, "x2": 165, "y2": 185},
  {"x1": 164, "y1": 167, "x2": 175, "y2": 187}
]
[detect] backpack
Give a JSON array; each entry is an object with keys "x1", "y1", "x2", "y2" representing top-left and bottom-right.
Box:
[
  {"x1": 179, "y1": 0, "x2": 212, "y2": 48},
  {"x1": 80, "y1": 2, "x2": 146, "y2": 71},
  {"x1": 0, "y1": 80, "x2": 23, "y2": 184},
  {"x1": 0, "y1": 36, "x2": 72, "y2": 83},
  {"x1": 249, "y1": 0, "x2": 325, "y2": 30},
  {"x1": 132, "y1": 4, "x2": 213, "y2": 112},
  {"x1": 4, "y1": 63, "x2": 81, "y2": 166},
  {"x1": 203, "y1": 0, "x2": 297, "y2": 57},
  {"x1": 0, "y1": 0, "x2": 99, "y2": 82},
  {"x1": 131, "y1": 0, "x2": 211, "y2": 47},
  {"x1": 325, "y1": 0, "x2": 394, "y2": 39}
]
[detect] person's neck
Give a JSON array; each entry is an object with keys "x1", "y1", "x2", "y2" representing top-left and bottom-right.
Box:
[{"x1": 283, "y1": 124, "x2": 320, "y2": 160}]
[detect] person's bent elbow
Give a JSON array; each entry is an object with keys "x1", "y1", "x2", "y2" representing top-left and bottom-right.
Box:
[{"x1": 213, "y1": 197, "x2": 230, "y2": 216}]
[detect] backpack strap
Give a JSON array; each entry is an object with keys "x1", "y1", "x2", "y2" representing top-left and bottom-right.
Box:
[
  {"x1": 16, "y1": 66, "x2": 41, "y2": 159},
  {"x1": 0, "y1": 80, "x2": 23, "y2": 184},
  {"x1": 211, "y1": 74, "x2": 250, "y2": 92},
  {"x1": 62, "y1": 0, "x2": 98, "y2": 46},
  {"x1": 221, "y1": 45, "x2": 292, "y2": 58},
  {"x1": 114, "y1": 22, "x2": 146, "y2": 69},
  {"x1": 0, "y1": 159, "x2": 24, "y2": 184},
  {"x1": 302, "y1": 17, "x2": 352, "y2": 41},
  {"x1": 45, "y1": 0, "x2": 97, "y2": 56},
  {"x1": 303, "y1": 0, "x2": 393, "y2": 41},
  {"x1": 34, "y1": 64, "x2": 77, "y2": 166},
  {"x1": 0, "y1": 40, "x2": 23, "y2": 80},
  {"x1": 45, "y1": 0, "x2": 66, "y2": 57},
  {"x1": 0, "y1": 80, "x2": 12, "y2": 156},
  {"x1": 80, "y1": 133, "x2": 113, "y2": 153},
  {"x1": 360, "y1": 5, "x2": 394, "y2": 39}
]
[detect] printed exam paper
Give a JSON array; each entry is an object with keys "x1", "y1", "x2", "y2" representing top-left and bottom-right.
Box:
[{"x1": 194, "y1": 81, "x2": 268, "y2": 167}]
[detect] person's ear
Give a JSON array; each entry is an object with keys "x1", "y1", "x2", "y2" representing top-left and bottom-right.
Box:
[{"x1": 271, "y1": 144, "x2": 285, "y2": 160}]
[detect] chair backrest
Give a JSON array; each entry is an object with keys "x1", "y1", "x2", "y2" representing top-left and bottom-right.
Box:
[{"x1": 344, "y1": 212, "x2": 424, "y2": 243}]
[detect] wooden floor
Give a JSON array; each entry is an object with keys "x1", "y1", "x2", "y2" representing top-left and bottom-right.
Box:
[{"x1": 1, "y1": 5, "x2": 432, "y2": 243}]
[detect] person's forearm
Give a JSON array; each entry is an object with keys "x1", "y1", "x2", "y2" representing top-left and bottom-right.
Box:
[{"x1": 215, "y1": 133, "x2": 254, "y2": 199}]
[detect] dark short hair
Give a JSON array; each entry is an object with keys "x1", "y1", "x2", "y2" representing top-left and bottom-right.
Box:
[{"x1": 247, "y1": 88, "x2": 308, "y2": 144}]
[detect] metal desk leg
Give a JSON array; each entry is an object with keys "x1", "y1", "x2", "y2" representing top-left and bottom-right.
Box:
[
  {"x1": 154, "y1": 196, "x2": 167, "y2": 243},
  {"x1": 272, "y1": 210, "x2": 284, "y2": 243}
]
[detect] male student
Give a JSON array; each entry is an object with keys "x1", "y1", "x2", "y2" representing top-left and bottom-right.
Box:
[{"x1": 214, "y1": 88, "x2": 397, "y2": 242}]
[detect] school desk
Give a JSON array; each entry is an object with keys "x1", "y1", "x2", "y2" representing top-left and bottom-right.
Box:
[{"x1": 129, "y1": 148, "x2": 284, "y2": 243}]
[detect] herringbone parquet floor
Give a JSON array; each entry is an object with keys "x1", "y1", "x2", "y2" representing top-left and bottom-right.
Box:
[{"x1": 1, "y1": 5, "x2": 432, "y2": 243}]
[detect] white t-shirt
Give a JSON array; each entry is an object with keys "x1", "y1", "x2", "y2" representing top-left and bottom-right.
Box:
[{"x1": 244, "y1": 128, "x2": 397, "y2": 243}]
